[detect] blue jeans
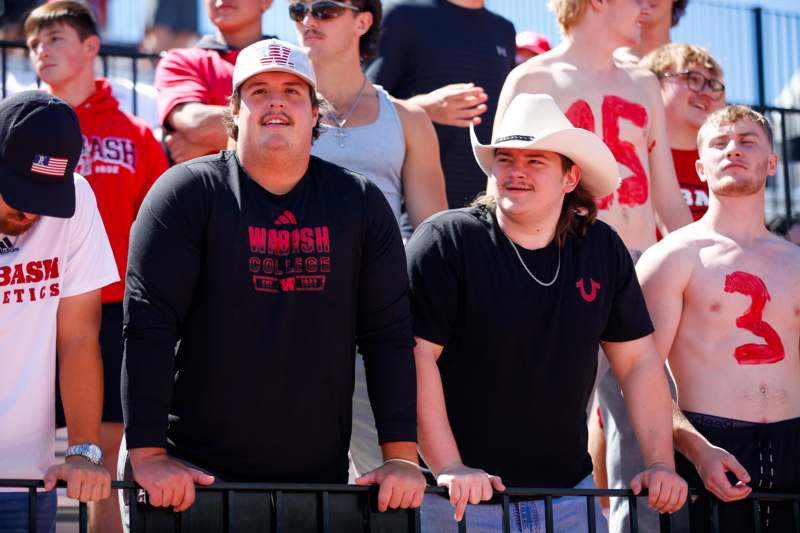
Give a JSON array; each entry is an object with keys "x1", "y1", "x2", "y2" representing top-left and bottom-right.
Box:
[
  {"x1": 421, "y1": 475, "x2": 608, "y2": 533},
  {"x1": 0, "y1": 491, "x2": 57, "y2": 533}
]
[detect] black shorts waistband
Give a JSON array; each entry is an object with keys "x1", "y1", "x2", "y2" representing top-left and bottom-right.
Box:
[
  {"x1": 683, "y1": 410, "x2": 800, "y2": 439},
  {"x1": 684, "y1": 411, "x2": 758, "y2": 430}
]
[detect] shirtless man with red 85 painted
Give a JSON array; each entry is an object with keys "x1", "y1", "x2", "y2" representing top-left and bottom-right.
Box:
[
  {"x1": 637, "y1": 105, "x2": 800, "y2": 533},
  {"x1": 492, "y1": 0, "x2": 692, "y2": 257}
]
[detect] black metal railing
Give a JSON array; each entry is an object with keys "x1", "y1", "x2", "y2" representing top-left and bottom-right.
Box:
[
  {"x1": 2, "y1": 479, "x2": 799, "y2": 533},
  {"x1": 0, "y1": 40, "x2": 160, "y2": 117},
  {"x1": 756, "y1": 105, "x2": 800, "y2": 227}
]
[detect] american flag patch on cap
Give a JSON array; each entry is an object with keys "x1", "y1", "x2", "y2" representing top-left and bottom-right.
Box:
[
  {"x1": 259, "y1": 44, "x2": 295, "y2": 68},
  {"x1": 31, "y1": 154, "x2": 68, "y2": 176}
]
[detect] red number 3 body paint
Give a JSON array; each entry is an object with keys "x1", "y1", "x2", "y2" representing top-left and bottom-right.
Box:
[{"x1": 724, "y1": 271, "x2": 785, "y2": 365}]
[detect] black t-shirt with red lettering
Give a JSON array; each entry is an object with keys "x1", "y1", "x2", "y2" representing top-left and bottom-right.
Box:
[
  {"x1": 122, "y1": 152, "x2": 416, "y2": 483},
  {"x1": 406, "y1": 206, "x2": 653, "y2": 487}
]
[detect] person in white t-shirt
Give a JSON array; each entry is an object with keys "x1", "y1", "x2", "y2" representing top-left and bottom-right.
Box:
[{"x1": 0, "y1": 91, "x2": 118, "y2": 532}]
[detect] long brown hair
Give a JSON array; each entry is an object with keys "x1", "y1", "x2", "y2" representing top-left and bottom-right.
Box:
[{"x1": 472, "y1": 156, "x2": 598, "y2": 247}]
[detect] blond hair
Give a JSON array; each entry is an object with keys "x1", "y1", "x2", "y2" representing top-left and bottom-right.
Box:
[
  {"x1": 640, "y1": 43, "x2": 723, "y2": 79},
  {"x1": 698, "y1": 105, "x2": 774, "y2": 149},
  {"x1": 548, "y1": 0, "x2": 590, "y2": 33}
]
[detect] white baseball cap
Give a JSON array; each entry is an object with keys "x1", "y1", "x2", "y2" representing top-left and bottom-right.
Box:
[{"x1": 232, "y1": 38, "x2": 317, "y2": 92}]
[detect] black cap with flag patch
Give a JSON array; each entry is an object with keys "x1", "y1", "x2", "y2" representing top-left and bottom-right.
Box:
[{"x1": 0, "y1": 91, "x2": 82, "y2": 218}]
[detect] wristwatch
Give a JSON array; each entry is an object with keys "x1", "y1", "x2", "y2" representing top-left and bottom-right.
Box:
[{"x1": 65, "y1": 443, "x2": 103, "y2": 465}]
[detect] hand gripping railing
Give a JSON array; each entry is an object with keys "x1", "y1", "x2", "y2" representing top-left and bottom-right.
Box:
[{"x1": 2, "y1": 479, "x2": 799, "y2": 533}]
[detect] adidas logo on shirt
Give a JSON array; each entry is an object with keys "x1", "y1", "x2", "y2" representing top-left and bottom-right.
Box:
[
  {"x1": 274, "y1": 210, "x2": 298, "y2": 226},
  {"x1": 0, "y1": 236, "x2": 19, "y2": 255}
]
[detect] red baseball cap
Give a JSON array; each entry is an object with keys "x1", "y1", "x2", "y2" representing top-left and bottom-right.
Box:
[{"x1": 516, "y1": 31, "x2": 551, "y2": 56}]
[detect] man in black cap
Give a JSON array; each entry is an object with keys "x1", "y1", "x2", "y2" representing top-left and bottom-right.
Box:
[{"x1": 0, "y1": 91, "x2": 117, "y2": 530}]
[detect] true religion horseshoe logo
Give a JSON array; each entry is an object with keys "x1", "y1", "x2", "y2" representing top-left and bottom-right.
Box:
[{"x1": 576, "y1": 278, "x2": 601, "y2": 302}]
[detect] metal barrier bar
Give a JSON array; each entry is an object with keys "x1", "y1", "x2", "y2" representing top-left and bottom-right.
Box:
[
  {"x1": 79, "y1": 502, "x2": 88, "y2": 533},
  {"x1": 659, "y1": 512, "x2": 672, "y2": 532},
  {"x1": 223, "y1": 490, "x2": 232, "y2": 533},
  {"x1": 544, "y1": 495, "x2": 554, "y2": 533},
  {"x1": 3, "y1": 479, "x2": 800, "y2": 532},
  {"x1": 131, "y1": 56, "x2": 139, "y2": 116},
  {"x1": 710, "y1": 496, "x2": 720, "y2": 533},
  {"x1": 319, "y1": 490, "x2": 330, "y2": 533},
  {"x1": 27, "y1": 486, "x2": 36, "y2": 533},
  {"x1": 779, "y1": 110, "x2": 794, "y2": 222},
  {"x1": 793, "y1": 499, "x2": 800, "y2": 532},
  {"x1": 412, "y1": 505, "x2": 422, "y2": 533},
  {"x1": 629, "y1": 494, "x2": 639, "y2": 533},
  {"x1": 273, "y1": 490, "x2": 282, "y2": 533},
  {"x1": 754, "y1": 7, "x2": 767, "y2": 108},
  {"x1": 128, "y1": 479, "x2": 138, "y2": 532},
  {"x1": 753, "y1": 498, "x2": 762, "y2": 533},
  {"x1": 501, "y1": 494, "x2": 510, "y2": 533},
  {"x1": 2, "y1": 45, "x2": 7, "y2": 99}
]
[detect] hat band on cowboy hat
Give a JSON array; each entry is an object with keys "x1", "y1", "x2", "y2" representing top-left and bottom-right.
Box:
[{"x1": 471, "y1": 93, "x2": 619, "y2": 199}]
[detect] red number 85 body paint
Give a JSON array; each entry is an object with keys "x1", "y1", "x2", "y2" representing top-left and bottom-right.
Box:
[
  {"x1": 565, "y1": 96, "x2": 650, "y2": 211},
  {"x1": 724, "y1": 271, "x2": 785, "y2": 365}
]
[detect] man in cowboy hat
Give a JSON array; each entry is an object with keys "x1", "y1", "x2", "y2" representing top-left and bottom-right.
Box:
[{"x1": 407, "y1": 94, "x2": 687, "y2": 532}]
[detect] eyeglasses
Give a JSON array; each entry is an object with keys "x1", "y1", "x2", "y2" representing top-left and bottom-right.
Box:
[
  {"x1": 660, "y1": 70, "x2": 726, "y2": 99},
  {"x1": 288, "y1": 0, "x2": 361, "y2": 22}
]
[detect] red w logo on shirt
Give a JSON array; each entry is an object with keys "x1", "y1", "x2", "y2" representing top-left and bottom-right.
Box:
[{"x1": 260, "y1": 44, "x2": 294, "y2": 68}]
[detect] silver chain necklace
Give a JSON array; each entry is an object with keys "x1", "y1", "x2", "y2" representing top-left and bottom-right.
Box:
[
  {"x1": 330, "y1": 77, "x2": 368, "y2": 148},
  {"x1": 505, "y1": 233, "x2": 561, "y2": 287}
]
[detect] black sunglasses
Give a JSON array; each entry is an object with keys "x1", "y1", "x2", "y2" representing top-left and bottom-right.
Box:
[{"x1": 289, "y1": 1, "x2": 361, "y2": 22}]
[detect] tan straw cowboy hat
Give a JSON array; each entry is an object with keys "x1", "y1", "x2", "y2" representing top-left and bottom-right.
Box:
[{"x1": 471, "y1": 94, "x2": 619, "y2": 198}]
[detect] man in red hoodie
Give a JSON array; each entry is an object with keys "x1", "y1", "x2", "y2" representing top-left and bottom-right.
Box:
[{"x1": 24, "y1": 2, "x2": 168, "y2": 531}]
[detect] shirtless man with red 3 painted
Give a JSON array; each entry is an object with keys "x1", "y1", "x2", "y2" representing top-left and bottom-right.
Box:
[
  {"x1": 638, "y1": 105, "x2": 800, "y2": 533},
  {"x1": 494, "y1": 0, "x2": 691, "y2": 257}
]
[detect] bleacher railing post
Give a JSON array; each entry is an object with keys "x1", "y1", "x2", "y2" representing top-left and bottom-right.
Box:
[{"x1": 753, "y1": 6, "x2": 767, "y2": 108}]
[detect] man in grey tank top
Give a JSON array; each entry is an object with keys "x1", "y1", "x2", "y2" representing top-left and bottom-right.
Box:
[{"x1": 290, "y1": 0, "x2": 448, "y2": 476}]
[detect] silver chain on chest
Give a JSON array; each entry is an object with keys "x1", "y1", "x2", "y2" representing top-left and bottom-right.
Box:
[{"x1": 505, "y1": 233, "x2": 561, "y2": 287}]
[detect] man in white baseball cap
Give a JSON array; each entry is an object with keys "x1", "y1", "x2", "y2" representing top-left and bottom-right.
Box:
[
  {"x1": 120, "y1": 38, "x2": 425, "y2": 524},
  {"x1": 407, "y1": 94, "x2": 687, "y2": 532}
]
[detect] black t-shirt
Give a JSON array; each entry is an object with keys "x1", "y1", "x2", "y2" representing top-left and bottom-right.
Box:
[
  {"x1": 123, "y1": 152, "x2": 416, "y2": 483},
  {"x1": 366, "y1": 0, "x2": 515, "y2": 209},
  {"x1": 406, "y1": 207, "x2": 654, "y2": 487}
]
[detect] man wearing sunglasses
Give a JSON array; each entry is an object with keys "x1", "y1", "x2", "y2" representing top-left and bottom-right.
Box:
[
  {"x1": 155, "y1": 0, "x2": 275, "y2": 164},
  {"x1": 290, "y1": 0, "x2": 448, "y2": 477},
  {"x1": 365, "y1": 0, "x2": 516, "y2": 210},
  {"x1": 291, "y1": 0, "x2": 447, "y2": 240}
]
